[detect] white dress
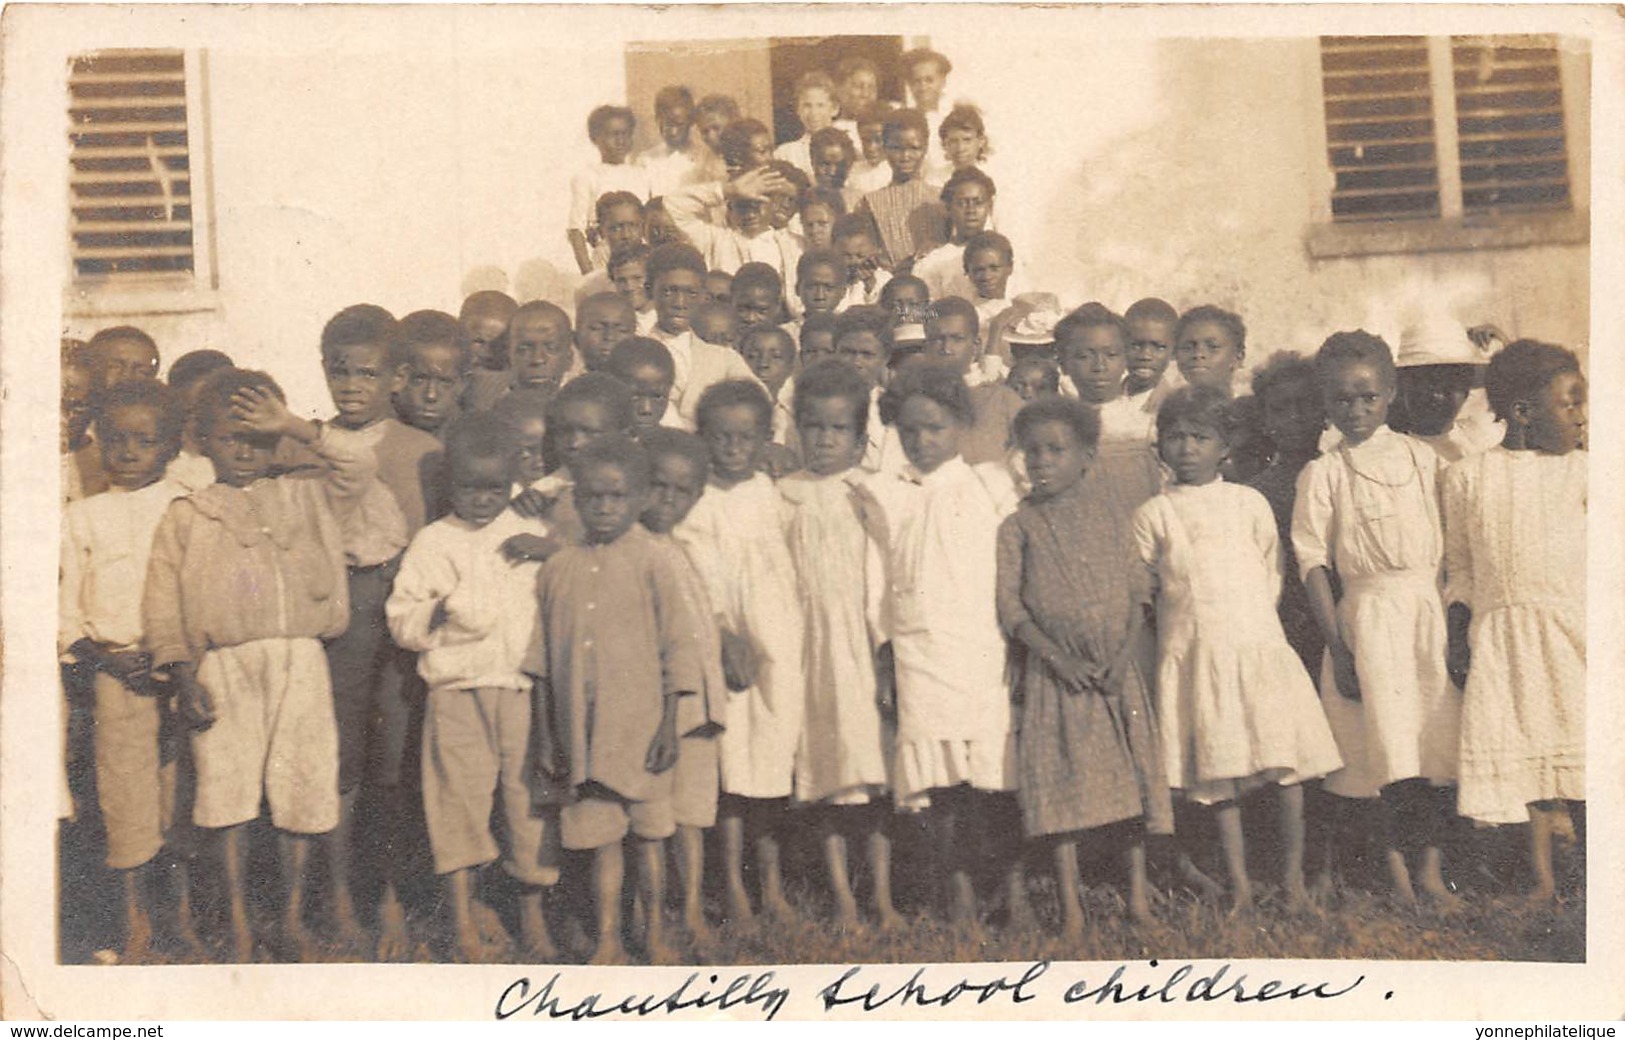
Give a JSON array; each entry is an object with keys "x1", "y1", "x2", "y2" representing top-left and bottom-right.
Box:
[
  {"x1": 865, "y1": 456, "x2": 1018, "y2": 808},
  {"x1": 780, "y1": 469, "x2": 892, "y2": 804},
  {"x1": 1133, "y1": 481, "x2": 1343, "y2": 803},
  {"x1": 1293, "y1": 426, "x2": 1461, "y2": 798},
  {"x1": 1443, "y1": 447, "x2": 1586, "y2": 823},
  {"x1": 673, "y1": 473, "x2": 806, "y2": 799}
]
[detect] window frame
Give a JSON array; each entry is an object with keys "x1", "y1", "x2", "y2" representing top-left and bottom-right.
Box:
[
  {"x1": 63, "y1": 47, "x2": 218, "y2": 318},
  {"x1": 1304, "y1": 34, "x2": 1589, "y2": 259}
]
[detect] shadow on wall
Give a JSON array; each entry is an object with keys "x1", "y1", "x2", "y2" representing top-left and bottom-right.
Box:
[{"x1": 460, "y1": 259, "x2": 576, "y2": 307}]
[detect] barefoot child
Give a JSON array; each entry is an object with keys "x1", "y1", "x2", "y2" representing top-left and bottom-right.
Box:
[
  {"x1": 396, "y1": 310, "x2": 469, "y2": 438},
  {"x1": 1294, "y1": 332, "x2": 1462, "y2": 908},
  {"x1": 781, "y1": 360, "x2": 901, "y2": 929},
  {"x1": 144, "y1": 370, "x2": 373, "y2": 961},
  {"x1": 1444, "y1": 340, "x2": 1586, "y2": 903},
  {"x1": 673, "y1": 380, "x2": 806, "y2": 924},
  {"x1": 1135, "y1": 386, "x2": 1342, "y2": 913},
  {"x1": 385, "y1": 413, "x2": 561, "y2": 962},
  {"x1": 999, "y1": 397, "x2": 1172, "y2": 932},
  {"x1": 538, "y1": 434, "x2": 707, "y2": 963},
  {"x1": 61, "y1": 381, "x2": 194, "y2": 961}
]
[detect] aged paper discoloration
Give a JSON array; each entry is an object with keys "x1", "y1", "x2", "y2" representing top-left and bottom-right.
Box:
[{"x1": 3, "y1": 2, "x2": 1623, "y2": 1020}]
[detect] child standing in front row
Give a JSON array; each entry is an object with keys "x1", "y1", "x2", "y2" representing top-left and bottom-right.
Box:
[
  {"x1": 1134, "y1": 387, "x2": 1342, "y2": 913},
  {"x1": 385, "y1": 412, "x2": 560, "y2": 963},
  {"x1": 1293, "y1": 332, "x2": 1461, "y2": 908},
  {"x1": 1444, "y1": 340, "x2": 1587, "y2": 904},
  {"x1": 673, "y1": 380, "x2": 806, "y2": 924},
  {"x1": 999, "y1": 397, "x2": 1172, "y2": 932},
  {"x1": 144, "y1": 370, "x2": 374, "y2": 961}
]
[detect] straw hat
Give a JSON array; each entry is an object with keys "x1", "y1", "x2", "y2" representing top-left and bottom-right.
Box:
[
  {"x1": 1396, "y1": 313, "x2": 1492, "y2": 368},
  {"x1": 1003, "y1": 296, "x2": 1066, "y2": 346}
]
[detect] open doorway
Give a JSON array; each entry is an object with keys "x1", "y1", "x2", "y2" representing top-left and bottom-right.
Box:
[{"x1": 767, "y1": 36, "x2": 906, "y2": 145}]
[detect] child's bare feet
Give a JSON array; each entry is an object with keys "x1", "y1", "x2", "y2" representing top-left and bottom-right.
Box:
[
  {"x1": 453, "y1": 921, "x2": 507, "y2": 964},
  {"x1": 330, "y1": 889, "x2": 367, "y2": 953},
  {"x1": 273, "y1": 911, "x2": 317, "y2": 962},
  {"x1": 587, "y1": 938, "x2": 630, "y2": 965},
  {"x1": 375, "y1": 891, "x2": 411, "y2": 962},
  {"x1": 472, "y1": 898, "x2": 513, "y2": 948},
  {"x1": 122, "y1": 907, "x2": 155, "y2": 965},
  {"x1": 1283, "y1": 878, "x2": 1313, "y2": 915},
  {"x1": 682, "y1": 905, "x2": 712, "y2": 943},
  {"x1": 1179, "y1": 854, "x2": 1224, "y2": 900},
  {"x1": 832, "y1": 892, "x2": 861, "y2": 929},
  {"x1": 1385, "y1": 849, "x2": 1417, "y2": 906},
  {"x1": 874, "y1": 902, "x2": 906, "y2": 932},
  {"x1": 1227, "y1": 883, "x2": 1254, "y2": 918},
  {"x1": 643, "y1": 930, "x2": 681, "y2": 966},
  {"x1": 949, "y1": 872, "x2": 978, "y2": 932},
  {"x1": 761, "y1": 891, "x2": 800, "y2": 923},
  {"x1": 724, "y1": 884, "x2": 754, "y2": 927},
  {"x1": 228, "y1": 915, "x2": 255, "y2": 964},
  {"x1": 519, "y1": 893, "x2": 557, "y2": 961},
  {"x1": 1310, "y1": 868, "x2": 1336, "y2": 907},
  {"x1": 1127, "y1": 888, "x2": 1154, "y2": 926}
]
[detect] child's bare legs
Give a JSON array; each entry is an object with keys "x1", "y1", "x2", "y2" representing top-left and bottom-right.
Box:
[
  {"x1": 1525, "y1": 801, "x2": 1567, "y2": 905},
  {"x1": 867, "y1": 809, "x2": 903, "y2": 930},
  {"x1": 118, "y1": 862, "x2": 155, "y2": 962},
  {"x1": 218, "y1": 823, "x2": 254, "y2": 962},
  {"x1": 1123, "y1": 828, "x2": 1152, "y2": 925},
  {"x1": 276, "y1": 829, "x2": 315, "y2": 960},
  {"x1": 823, "y1": 829, "x2": 860, "y2": 926},
  {"x1": 517, "y1": 883, "x2": 556, "y2": 960},
  {"x1": 1053, "y1": 839, "x2": 1084, "y2": 938},
  {"x1": 756, "y1": 805, "x2": 795, "y2": 921},
  {"x1": 374, "y1": 786, "x2": 410, "y2": 960},
  {"x1": 718, "y1": 799, "x2": 752, "y2": 925},
  {"x1": 931, "y1": 787, "x2": 977, "y2": 929},
  {"x1": 1214, "y1": 800, "x2": 1252, "y2": 914},
  {"x1": 638, "y1": 838, "x2": 676, "y2": 963},
  {"x1": 986, "y1": 793, "x2": 1034, "y2": 931},
  {"x1": 1304, "y1": 782, "x2": 1341, "y2": 902},
  {"x1": 588, "y1": 841, "x2": 628, "y2": 965},
  {"x1": 674, "y1": 824, "x2": 710, "y2": 938},
  {"x1": 163, "y1": 850, "x2": 202, "y2": 954},
  {"x1": 326, "y1": 787, "x2": 366, "y2": 949},
  {"x1": 446, "y1": 868, "x2": 495, "y2": 962},
  {"x1": 1278, "y1": 783, "x2": 1309, "y2": 910}
]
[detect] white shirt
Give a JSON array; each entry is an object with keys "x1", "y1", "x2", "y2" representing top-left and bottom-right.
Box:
[
  {"x1": 568, "y1": 160, "x2": 653, "y2": 234},
  {"x1": 639, "y1": 141, "x2": 704, "y2": 199},
  {"x1": 652, "y1": 326, "x2": 763, "y2": 429},
  {"x1": 60, "y1": 479, "x2": 189, "y2": 654}
]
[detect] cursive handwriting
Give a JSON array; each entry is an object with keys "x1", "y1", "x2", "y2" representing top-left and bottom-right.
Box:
[
  {"x1": 816, "y1": 960, "x2": 1049, "y2": 1012},
  {"x1": 494, "y1": 970, "x2": 791, "y2": 1021},
  {"x1": 1064, "y1": 960, "x2": 1365, "y2": 1004}
]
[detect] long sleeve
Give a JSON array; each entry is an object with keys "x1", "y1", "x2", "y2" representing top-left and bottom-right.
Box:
[
  {"x1": 1291, "y1": 459, "x2": 1335, "y2": 580},
  {"x1": 651, "y1": 544, "x2": 707, "y2": 697},
  {"x1": 667, "y1": 182, "x2": 726, "y2": 261},
  {"x1": 141, "y1": 502, "x2": 191, "y2": 668},
  {"x1": 310, "y1": 423, "x2": 378, "y2": 521},
  {"x1": 673, "y1": 506, "x2": 731, "y2": 625},
  {"x1": 1441, "y1": 459, "x2": 1474, "y2": 609},
  {"x1": 58, "y1": 510, "x2": 89, "y2": 657},
  {"x1": 384, "y1": 532, "x2": 456, "y2": 653},
  {"x1": 994, "y1": 514, "x2": 1031, "y2": 637}
]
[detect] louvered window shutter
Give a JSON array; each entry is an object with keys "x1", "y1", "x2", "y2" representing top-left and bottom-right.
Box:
[
  {"x1": 1319, "y1": 36, "x2": 1441, "y2": 222},
  {"x1": 1453, "y1": 35, "x2": 1572, "y2": 216}
]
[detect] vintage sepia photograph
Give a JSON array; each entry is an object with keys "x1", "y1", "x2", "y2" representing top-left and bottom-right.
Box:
[{"x1": 1, "y1": 1, "x2": 1621, "y2": 1022}]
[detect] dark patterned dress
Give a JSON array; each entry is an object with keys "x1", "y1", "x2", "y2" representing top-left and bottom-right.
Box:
[{"x1": 1248, "y1": 461, "x2": 1325, "y2": 679}]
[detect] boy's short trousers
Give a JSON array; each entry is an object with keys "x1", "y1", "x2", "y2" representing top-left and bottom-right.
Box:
[
  {"x1": 422, "y1": 686, "x2": 559, "y2": 886},
  {"x1": 192, "y1": 638, "x2": 339, "y2": 834},
  {"x1": 93, "y1": 671, "x2": 175, "y2": 869},
  {"x1": 670, "y1": 734, "x2": 719, "y2": 829},
  {"x1": 326, "y1": 560, "x2": 418, "y2": 793},
  {"x1": 561, "y1": 783, "x2": 676, "y2": 851}
]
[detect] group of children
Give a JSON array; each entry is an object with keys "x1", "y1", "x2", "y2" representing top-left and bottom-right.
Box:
[{"x1": 57, "y1": 45, "x2": 1587, "y2": 966}]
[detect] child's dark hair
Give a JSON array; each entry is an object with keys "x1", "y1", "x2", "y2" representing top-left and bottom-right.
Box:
[
  {"x1": 1176, "y1": 304, "x2": 1247, "y2": 355},
  {"x1": 719, "y1": 118, "x2": 771, "y2": 168},
  {"x1": 166, "y1": 349, "x2": 234, "y2": 393},
  {"x1": 1250, "y1": 350, "x2": 1317, "y2": 403},
  {"x1": 654, "y1": 85, "x2": 695, "y2": 114},
  {"x1": 800, "y1": 311, "x2": 839, "y2": 349},
  {"x1": 459, "y1": 290, "x2": 518, "y2": 324},
  {"x1": 401, "y1": 310, "x2": 471, "y2": 374},
  {"x1": 444, "y1": 411, "x2": 518, "y2": 476},
  {"x1": 1156, "y1": 385, "x2": 1238, "y2": 443},
  {"x1": 511, "y1": 300, "x2": 571, "y2": 339},
  {"x1": 647, "y1": 243, "x2": 707, "y2": 285},
  {"x1": 547, "y1": 371, "x2": 635, "y2": 431},
  {"x1": 963, "y1": 230, "x2": 1013, "y2": 265},
  {"x1": 880, "y1": 358, "x2": 976, "y2": 427},
  {"x1": 766, "y1": 160, "x2": 810, "y2": 195},
  {"x1": 1314, "y1": 330, "x2": 1395, "y2": 388},
  {"x1": 938, "y1": 103, "x2": 985, "y2": 143},
  {"x1": 88, "y1": 325, "x2": 159, "y2": 359},
  {"x1": 570, "y1": 431, "x2": 651, "y2": 490},
  {"x1": 832, "y1": 212, "x2": 880, "y2": 246},
  {"x1": 881, "y1": 108, "x2": 930, "y2": 142},
  {"x1": 1013, "y1": 395, "x2": 1101, "y2": 454},
  {"x1": 94, "y1": 379, "x2": 186, "y2": 451},
  {"x1": 695, "y1": 94, "x2": 740, "y2": 123},
  {"x1": 794, "y1": 358, "x2": 872, "y2": 440},
  {"x1": 596, "y1": 190, "x2": 645, "y2": 225},
  {"x1": 1125, "y1": 297, "x2": 1178, "y2": 325},
  {"x1": 321, "y1": 304, "x2": 403, "y2": 366},
  {"x1": 809, "y1": 127, "x2": 856, "y2": 165},
  {"x1": 941, "y1": 166, "x2": 996, "y2": 205},
  {"x1": 1008, "y1": 356, "x2": 1060, "y2": 394},
  {"x1": 608, "y1": 336, "x2": 676, "y2": 382},
  {"x1": 880, "y1": 275, "x2": 929, "y2": 312},
  {"x1": 797, "y1": 248, "x2": 844, "y2": 284},
  {"x1": 193, "y1": 368, "x2": 285, "y2": 435},
  {"x1": 696, "y1": 378, "x2": 773, "y2": 438},
  {"x1": 927, "y1": 295, "x2": 980, "y2": 337},
  {"x1": 835, "y1": 55, "x2": 879, "y2": 85},
  {"x1": 1484, "y1": 339, "x2": 1582, "y2": 425},
  {"x1": 639, "y1": 427, "x2": 711, "y2": 484},
  {"x1": 900, "y1": 47, "x2": 953, "y2": 78},
  {"x1": 733, "y1": 261, "x2": 783, "y2": 302},
  {"x1": 492, "y1": 387, "x2": 552, "y2": 428},
  {"x1": 834, "y1": 305, "x2": 894, "y2": 353},
  {"x1": 1054, "y1": 302, "x2": 1128, "y2": 346},
  {"x1": 740, "y1": 323, "x2": 795, "y2": 357},
  {"x1": 577, "y1": 290, "x2": 634, "y2": 323},
  {"x1": 587, "y1": 104, "x2": 634, "y2": 142},
  {"x1": 800, "y1": 186, "x2": 846, "y2": 219},
  {"x1": 608, "y1": 241, "x2": 653, "y2": 279}
]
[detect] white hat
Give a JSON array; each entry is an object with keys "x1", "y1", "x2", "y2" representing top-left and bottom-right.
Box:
[
  {"x1": 1004, "y1": 299, "x2": 1066, "y2": 346},
  {"x1": 1397, "y1": 313, "x2": 1491, "y2": 367},
  {"x1": 892, "y1": 322, "x2": 928, "y2": 345}
]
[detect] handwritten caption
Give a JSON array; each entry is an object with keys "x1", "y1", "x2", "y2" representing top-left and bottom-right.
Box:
[{"x1": 493, "y1": 960, "x2": 1371, "y2": 1022}]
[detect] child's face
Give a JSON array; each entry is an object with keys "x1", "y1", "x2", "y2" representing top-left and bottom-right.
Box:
[
  {"x1": 697, "y1": 110, "x2": 730, "y2": 154},
  {"x1": 907, "y1": 60, "x2": 947, "y2": 110},
  {"x1": 857, "y1": 120, "x2": 886, "y2": 164},
  {"x1": 941, "y1": 128, "x2": 985, "y2": 171},
  {"x1": 946, "y1": 182, "x2": 993, "y2": 239},
  {"x1": 1007, "y1": 363, "x2": 1056, "y2": 403},
  {"x1": 512, "y1": 415, "x2": 548, "y2": 485},
  {"x1": 461, "y1": 313, "x2": 510, "y2": 371},
  {"x1": 552, "y1": 399, "x2": 618, "y2": 468},
  {"x1": 841, "y1": 70, "x2": 879, "y2": 118},
  {"x1": 1126, "y1": 317, "x2": 1175, "y2": 394},
  {"x1": 61, "y1": 363, "x2": 93, "y2": 450},
  {"x1": 202, "y1": 412, "x2": 279, "y2": 488},
  {"x1": 883, "y1": 126, "x2": 927, "y2": 181},
  {"x1": 654, "y1": 269, "x2": 706, "y2": 333},
  {"x1": 398, "y1": 343, "x2": 466, "y2": 434},
  {"x1": 896, "y1": 394, "x2": 963, "y2": 475},
  {"x1": 964, "y1": 247, "x2": 1011, "y2": 301},
  {"x1": 884, "y1": 283, "x2": 929, "y2": 322},
  {"x1": 924, "y1": 313, "x2": 978, "y2": 374},
  {"x1": 594, "y1": 114, "x2": 635, "y2": 164},
  {"x1": 574, "y1": 460, "x2": 644, "y2": 544},
  {"x1": 1176, "y1": 320, "x2": 1243, "y2": 394},
  {"x1": 836, "y1": 233, "x2": 878, "y2": 284},
  {"x1": 611, "y1": 259, "x2": 651, "y2": 311},
  {"x1": 1021, "y1": 418, "x2": 1093, "y2": 500},
  {"x1": 1219, "y1": 424, "x2": 1270, "y2": 485},
  {"x1": 800, "y1": 204, "x2": 837, "y2": 251},
  {"x1": 641, "y1": 452, "x2": 705, "y2": 534},
  {"x1": 575, "y1": 297, "x2": 637, "y2": 372},
  {"x1": 1158, "y1": 417, "x2": 1227, "y2": 486},
  {"x1": 837, "y1": 330, "x2": 889, "y2": 388},
  {"x1": 645, "y1": 206, "x2": 684, "y2": 248},
  {"x1": 798, "y1": 394, "x2": 863, "y2": 476},
  {"x1": 727, "y1": 132, "x2": 773, "y2": 177},
  {"x1": 704, "y1": 272, "x2": 732, "y2": 305},
  {"x1": 624, "y1": 363, "x2": 674, "y2": 430},
  {"x1": 703, "y1": 402, "x2": 766, "y2": 483},
  {"x1": 1261, "y1": 374, "x2": 1324, "y2": 462},
  {"x1": 727, "y1": 197, "x2": 770, "y2": 237},
  {"x1": 1058, "y1": 326, "x2": 1127, "y2": 404},
  {"x1": 1395, "y1": 365, "x2": 1473, "y2": 438},
  {"x1": 812, "y1": 144, "x2": 850, "y2": 190},
  {"x1": 801, "y1": 329, "x2": 837, "y2": 367},
  {"x1": 100, "y1": 403, "x2": 173, "y2": 490},
  {"x1": 1521, "y1": 370, "x2": 1588, "y2": 455},
  {"x1": 693, "y1": 307, "x2": 740, "y2": 349},
  {"x1": 600, "y1": 202, "x2": 645, "y2": 256},
  {"x1": 1323, "y1": 361, "x2": 1393, "y2": 446},
  {"x1": 92, "y1": 337, "x2": 160, "y2": 391},
  {"x1": 733, "y1": 284, "x2": 779, "y2": 328},
  {"x1": 449, "y1": 452, "x2": 515, "y2": 528},
  {"x1": 797, "y1": 87, "x2": 837, "y2": 133},
  {"x1": 510, "y1": 312, "x2": 573, "y2": 393},
  {"x1": 741, "y1": 331, "x2": 796, "y2": 394},
  {"x1": 797, "y1": 260, "x2": 843, "y2": 315},
  {"x1": 768, "y1": 191, "x2": 797, "y2": 231},
  {"x1": 325, "y1": 341, "x2": 404, "y2": 428},
  {"x1": 657, "y1": 99, "x2": 694, "y2": 150}
]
